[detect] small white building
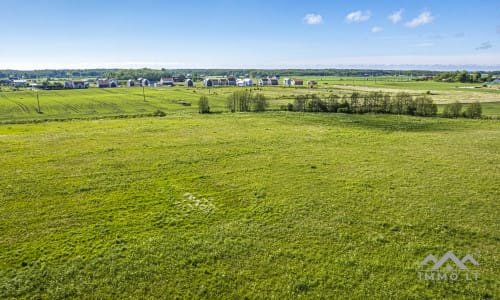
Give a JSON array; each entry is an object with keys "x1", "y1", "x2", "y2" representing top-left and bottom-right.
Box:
[
  {"x1": 96, "y1": 78, "x2": 118, "y2": 88},
  {"x1": 64, "y1": 81, "x2": 86, "y2": 89},
  {"x1": 127, "y1": 79, "x2": 135, "y2": 87},
  {"x1": 12, "y1": 80, "x2": 27, "y2": 87},
  {"x1": 160, "y1": 77, "x2": 174, "y2": 86},
  {"x1": 236, "y1": 78, "x2": 253, "y2": 86},
  {"x1": 283, "y1": 78, "x2": 292, "y2": 86}
]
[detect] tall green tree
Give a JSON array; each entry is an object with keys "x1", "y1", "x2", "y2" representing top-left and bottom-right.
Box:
[
  {"x1": 464, "y1": 101, "x2": 482, "y2": 119},
  {"x1": 252, "y1": 93, "x2": 268, "y2": 112},
  {"x1": 198, "y1": 96, "x2": 210, "y2": 114}
]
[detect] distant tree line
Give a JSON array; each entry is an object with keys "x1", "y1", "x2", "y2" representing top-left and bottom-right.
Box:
[
  {"x1": 433, "y1": 71, "x2": 492, "y2": 83},
  {"x1": 284, "y1": 92, "x2": 438, "y2": 117},
  {"x1": 199, "y1": 91, "x2": 483, "y2": 119},
  {"x1": 4, "y1": 68, "x2": 499, "y2": 81}
]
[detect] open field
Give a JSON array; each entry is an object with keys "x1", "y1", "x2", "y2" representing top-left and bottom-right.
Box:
[
  {"x1": 0, "y1": 113, "x2": 499, "y2": 298},
  {"x1": 1, "y1": 78, "x2": 500, "y2": 123}
]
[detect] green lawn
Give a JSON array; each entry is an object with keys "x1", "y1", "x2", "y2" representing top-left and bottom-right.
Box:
[{"x1": 0, "y1": 113, "x2": 498, "y2": 299}]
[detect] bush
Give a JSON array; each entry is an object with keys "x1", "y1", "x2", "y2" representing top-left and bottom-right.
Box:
[
  {"x1": 198, "y1": 96, "x2": 210, "y2": 114},
  {"x1": 153, "y1": 110, "x2": 166, "y2": 117}
]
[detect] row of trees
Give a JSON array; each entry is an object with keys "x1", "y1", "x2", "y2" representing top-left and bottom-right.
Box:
[
  {"x1": 442, "y1": 101, "x2": 482, "y2": 119},
  {"x1": 287, "y1": 92, "x2": 438, "y2": 117},
  {"x1": 433, "y1": 71, "x2": 492, "y2": 83},
  {"x1": 199, "y1": 91, "x2": 483, "y2": 119}
]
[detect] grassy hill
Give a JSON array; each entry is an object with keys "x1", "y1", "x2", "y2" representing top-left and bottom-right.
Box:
[
  {"x1": 0, "y1": 112, "x2": 498, "y2": 298},
  {"x1": 1, "y1": 79, "x2": 499, "y2": 123}
]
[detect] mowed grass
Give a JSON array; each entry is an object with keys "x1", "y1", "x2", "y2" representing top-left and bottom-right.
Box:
[{"x1": 0, "y1": 113, "x2": 498, "y2": 299}]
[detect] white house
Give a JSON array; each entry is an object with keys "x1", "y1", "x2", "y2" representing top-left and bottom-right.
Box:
[
  {"x1": 12, "y1": 80, "x2": 27, "y2": 87},
  {"x1": 64, "y1": 81, "x2": 86, "y2": 89},
  {"x1": 160, "y1": 77, "x2": 174, "y2": 86},
  {"x1": 236, "y1": 78, "x2": 253, "y2": 86},
  {"x1": 127, "y1": 79, "x2": 135, "y2": 87},
  {"x1": 96, "y1": 78, "x2": 118, "y2": 88},
  {"x1": 283, "y1": 78, "x2": 292, "y2": 86}
]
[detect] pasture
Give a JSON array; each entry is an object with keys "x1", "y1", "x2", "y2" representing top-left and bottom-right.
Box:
[
  {"x1": 1, "y1": 77, "x2": 500, "y2": 124},
  {"x1": 0, "y1": 78, "x2": 499, "y2": 298}
]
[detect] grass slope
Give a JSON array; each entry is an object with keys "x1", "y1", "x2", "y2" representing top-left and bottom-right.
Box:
[
  {"x1": 1, "y1": 82, "x2": 499, "y2": 123},
  {"x1": 0, "y1": 113, "x2": 498, "y2": 299}
]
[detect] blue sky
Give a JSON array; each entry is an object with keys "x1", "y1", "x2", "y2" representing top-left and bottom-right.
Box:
[{"x1": 0, "y1": 0, "x2": 499, "y2": 70}]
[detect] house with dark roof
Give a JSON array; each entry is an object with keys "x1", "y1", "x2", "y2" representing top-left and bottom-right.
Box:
[
  {"x1": 96, "y1": 78, "x2": 118, "y2": 88},
  {"x1": 160, "y1": 77, "x2": 174, "y2": 86}
]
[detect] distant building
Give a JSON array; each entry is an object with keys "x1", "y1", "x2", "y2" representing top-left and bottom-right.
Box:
[
  {"x1": 269, "y1": 78, "x2": 279, "y2": 85},
  {"x1": 219, "y1": 78, "x2": 229, "y2": 86},
  {"x1": 64, "y1": 81, "x2": 86, "y2": 89},
  {"x1": 185, "y1": 79, "x2": 194, "y2": 87},
  {"x1": 96, "y1": 78, "x2": 118, "y2": 88},
  {"x1": 227, "y1": 77, "x2": 237, "y2": 86},
  {"x1": 307, "y1": 80, "x2": 317, "y2": 87},
  {"x1": 236, "y1": 78, "x2": 253, "y2": 86},
  {"x1": 127, "y1": 79, "x2": 135, "y2": 87},
  {"x1": 160, "y1": 77, "x2": 174, "y2": 86},
  {"x1": 283, "y1": 78, "x2": 292, "y2": 86},
  {"x1": 12, "y1": 80, "x2": 27, "y2": 87},
  {"x1": 203, "y1": 78, "x2": 213, "y2": 87},
  {"x1": 259, "y1": 78, "x2": 271, "y2": 86},
  {"x1": 139, "y1": 78, "x2": 150, "y2": 87},
  {"x1": 491, "y1": 79, "x2": 500, "y2": 84},
  {"x1": 291, "y1": 79, "x2": 303, "y2": 86}
]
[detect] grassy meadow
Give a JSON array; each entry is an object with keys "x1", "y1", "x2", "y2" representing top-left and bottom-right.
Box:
[{"x1": 0, "y1": 80, "x2": 499, "y2": 298}]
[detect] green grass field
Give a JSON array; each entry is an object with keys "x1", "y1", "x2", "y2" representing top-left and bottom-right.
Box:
[
  {"x1": 1, "y1": 79, "x2": 499, "y2": 298},
  {"x1": 0, "y1": 112, "x2": 499, "y2": 299},
  {"x1": 1, "y1": 79, "x2": 500, "y2": 124}
]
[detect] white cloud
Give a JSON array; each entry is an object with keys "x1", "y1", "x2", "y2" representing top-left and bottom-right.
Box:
[
  {"x1": 405, "y1": 11, "x2": 434, "y2": 28},
  {"x1": 388, "y1": 9, "x2": 404, "y2": 24},
  {"x1": 371, "y1": 26, "x2": 383, "y2": 33},
  {"x1": 303, "y1": 13, "x2": 323, "y2": 25},
  {"x1": 476, "y1": 41, "x2": 492, "y2": 50},
  {"x1": 345, "y1": 10, "x2": 371, "y2": 23}
]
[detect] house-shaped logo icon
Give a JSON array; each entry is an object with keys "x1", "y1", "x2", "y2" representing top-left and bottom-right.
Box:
[{"x1": 420, "y1": 251, "x2": 479, "y2": 270}]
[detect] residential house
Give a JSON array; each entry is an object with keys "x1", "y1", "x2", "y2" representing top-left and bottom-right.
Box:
[
  {"x1": 203, "y1": 78, "x2": 213, "y2": 87},
  {"x1": 138, "y1": 78, "x2": 150, "y2": 87},
  {"x1": 127, "y1": 79, "x2": 135, "y2": 87},
  {"x1": 269, "y1": 78, "x2": 279, "y2": 85},
  {"x1": 227, "y1": 77, "x2": 237, "y2": 86},
  {"x1": 283, "y1": 78, "x2": 292, "y2": 86},
  {"x1": 185, "y1": 79, "x2": 194, "y2": 87},
  {"x1": 96, "y1": 78, "x2": 118, "y2": 88},
  {"x1": 160, "y1": 77, "x2": 174, "y2": 86},
  {"x1": 236, "y1": 78, "x2": 253, "y2": 86},
  {"x1": 291, "y1": 79, "x2": 304, "y2": 86},
  {"x1": 259, "y1": 78, "x2": 271, "y2": 86},
  {"x1": 64, "y1": 81, "x2": 86, "y2": 89},
  {"x1": 12, "y1": 80, "x2": 28, "y2": 87}
]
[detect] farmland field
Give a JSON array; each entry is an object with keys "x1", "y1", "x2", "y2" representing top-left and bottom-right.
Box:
[
  {"x1": 1, "y1": 77, "x2": 500, "y2": 123},
  {"x1": 0, "y1": 80, "x2": 499, "y2": 298}
]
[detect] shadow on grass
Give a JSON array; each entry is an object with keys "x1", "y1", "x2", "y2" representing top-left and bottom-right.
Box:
[{"x1": 321, "y1": 113, "x2": 470, "y2": 132}]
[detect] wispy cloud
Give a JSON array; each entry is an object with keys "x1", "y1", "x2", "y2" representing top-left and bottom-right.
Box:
[
  {"x1": 405, "y1": 11, "x2": 434, "y2": 28},
  {"x1": 476, "y1": 41, "x2": 492, "y2": 50},
  {"x1": 388, "y1": 9, "x2": 404, "y2": 24},
  {"x1": 345, "y1": 10, "x2": 371, "y2": 23},
  {"x1": 415, "y1": 42, "x2": 434, "y2": 47},
  {"x1": 371, "y1": 26, "x2": 383, "y2": 33},
  {"x1": 303, "y1": 13, "x2": 323, "y2": 25}
]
